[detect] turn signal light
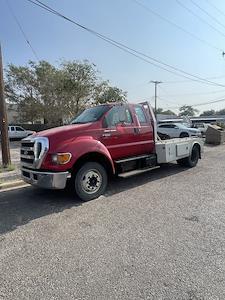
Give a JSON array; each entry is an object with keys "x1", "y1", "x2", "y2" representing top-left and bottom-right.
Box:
[{"x1": 52, "y1": 153, "x2": 72, "y2": 165}]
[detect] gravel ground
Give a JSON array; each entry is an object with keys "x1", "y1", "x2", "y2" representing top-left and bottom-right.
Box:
[{"x1": 0, "y1": 145, "x2": 225, "y2": 299}]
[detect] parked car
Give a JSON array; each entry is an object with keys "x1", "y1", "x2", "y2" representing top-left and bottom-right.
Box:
[
  {"x1": 8, "y1": 126, "x2": 35, "y2": 140},
  {"x1": 157, "y1": 122, "x2": 202, "y2": 138}
]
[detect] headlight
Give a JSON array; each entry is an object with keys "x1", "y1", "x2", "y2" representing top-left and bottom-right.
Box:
[{"x1": 51, "y1": 153, "x2": 72, "y2": 165}]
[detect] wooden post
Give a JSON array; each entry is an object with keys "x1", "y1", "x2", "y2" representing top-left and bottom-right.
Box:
[{"x1": 0, "y1": 43, "x2": 11, "y2": 167}]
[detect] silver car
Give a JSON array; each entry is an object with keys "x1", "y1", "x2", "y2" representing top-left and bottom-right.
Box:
[{"x1": 157, "y1": 122, "x2": 202, "y2": 138}]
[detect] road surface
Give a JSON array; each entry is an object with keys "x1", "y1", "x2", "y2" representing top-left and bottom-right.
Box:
[{"x1": 0, "y1": 145, "x2": 225, "y2": 299}]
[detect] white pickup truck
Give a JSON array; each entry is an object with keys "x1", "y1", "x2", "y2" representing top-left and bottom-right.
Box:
[{"x1": 8, "y1": 126, "x2": 34, "y2": 139}]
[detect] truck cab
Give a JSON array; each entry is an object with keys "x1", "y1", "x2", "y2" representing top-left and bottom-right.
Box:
[{"x1": 21, "y1": 102, "x2": 203, "y2": 201}]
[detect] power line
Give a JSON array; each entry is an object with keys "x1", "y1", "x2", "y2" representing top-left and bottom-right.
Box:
[
  {"x1": 158, "y1": 85, "x2": 225, "y2": 108},
  {"x1": 158, "y1": 96, "x2": 178, "y2": 105},
  {"x1": 5, "y1": 0, "x2": 39, "y2": 61},
  {"x1": 158, "y1": 86, "x2": 179, "y2": 104},
  {"x1": 176, "y1": 0, "x2": 225, "y2": 39},
  {"x1": 131, "y1": 0, "x2": 223, "y2": 52},
  {"x1": 165, "y1": 96, "x2": 225, "y2": 109},
  {"x1": 205, "y1": 0, "x2": 225, "y2": 19},
  {"x1": 159, "y1": 87, "x2": 225, "y2": 97},
  {"x1": 25, "y1": 0, "x2": 225, "y2": 88},
  {"x1": 163, "y1": 75, "x2": 225, "y2": 84},
  {"x1": 191, "y1": 97, "x2": 225, "y2": 107},
  {"x1": 190, "y1": 0, "x2": 225, "y2": 31},
  {"x1": 24, "y1": 0, "x2": 201, "y2": 83}
]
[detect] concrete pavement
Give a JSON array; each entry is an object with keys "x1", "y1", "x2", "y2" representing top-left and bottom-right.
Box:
[{"x1": 0, "y1": 145, "x2": 225, "y2": 299}]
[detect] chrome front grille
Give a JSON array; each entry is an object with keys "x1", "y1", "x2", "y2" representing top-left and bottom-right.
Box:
[
  {"x1": 21, "y1": 140, "x2": 35, "y2": 166},
  {"x1": 20, "y1": 137, "x2": 49, "y2": 169}
]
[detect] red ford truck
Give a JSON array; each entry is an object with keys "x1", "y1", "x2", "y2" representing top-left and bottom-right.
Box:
[{"x1": 20, "y1": 102, "x2": 203, "y2": 201}]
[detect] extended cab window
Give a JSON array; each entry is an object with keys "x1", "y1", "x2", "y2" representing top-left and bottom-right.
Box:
[
  {"x1": 134, "y1": 106, "x2": 147, "y2": 124},
  {"x1": 104, "y1": 105, "x2": 133, "y2": 127}
]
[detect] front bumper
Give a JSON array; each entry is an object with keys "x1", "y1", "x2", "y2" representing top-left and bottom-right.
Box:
[{"x1": 21, "y1": 167, "x2": 70, "y2": 189}]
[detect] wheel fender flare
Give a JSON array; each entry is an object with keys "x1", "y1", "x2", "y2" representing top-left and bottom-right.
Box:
[{"x1": 69, "y1": 138, "x2": 115, "y2": 174}]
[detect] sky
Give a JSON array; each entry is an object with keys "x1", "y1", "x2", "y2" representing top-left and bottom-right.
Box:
[{"x1": 1, "y1": 0, "x2": 225, "y2": 114}]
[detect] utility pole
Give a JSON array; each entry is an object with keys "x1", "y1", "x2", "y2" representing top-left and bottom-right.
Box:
[
  {"x1": 150, "y1": 81, "x2": 162, "y2": 120},
  {"x1": 0, "y1": 43, "x2": 11, "y2": 167}
]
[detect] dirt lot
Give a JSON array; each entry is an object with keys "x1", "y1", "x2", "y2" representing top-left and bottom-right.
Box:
[{"x1": 0, "y1": 144, "x2": 225, "y2": 299}]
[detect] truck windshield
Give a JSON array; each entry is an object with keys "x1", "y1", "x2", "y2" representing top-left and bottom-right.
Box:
[{"x1": 71, "y1": 105, "x2": 110, "y2": 124}]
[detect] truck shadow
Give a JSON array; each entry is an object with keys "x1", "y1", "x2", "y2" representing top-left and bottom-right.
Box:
[
  {"x1": 0, "y1": 163, "x2": 188, "y2": 235},
  {"x1": 106, "y1": 163, "x2": 187, "y2": 196}
]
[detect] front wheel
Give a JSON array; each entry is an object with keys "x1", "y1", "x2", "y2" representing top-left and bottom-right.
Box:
[
  {"x1": 177, "y1": 145, "x2": 199, "y2": 168},
  {"x1": 74, "y1": 162, "x2": 108, "y2": 201}
]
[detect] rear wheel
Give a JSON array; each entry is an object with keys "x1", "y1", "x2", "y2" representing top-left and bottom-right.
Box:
[
  {"x1": 179, "y1": 132, "x2": 189, "y2": 138},
  {"x1": 74, "y1": 162, "x2": 108, "y2": 201},
  {"x1": 177, "y1": 145, "x2": 199, "y2": 168}
]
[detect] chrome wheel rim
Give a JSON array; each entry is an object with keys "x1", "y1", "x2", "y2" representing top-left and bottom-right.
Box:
[{"x1": 81, "y1": 169, "x2": 102, "y2": 194}]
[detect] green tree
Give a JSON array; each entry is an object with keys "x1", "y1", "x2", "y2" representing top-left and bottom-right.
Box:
[
  {"x1": 61, "y1": 60, "x2": 98, "y2": 118},
  {"x1": 216, "y1": 108, "x2": 225, "y2": 115},
  {"x1": 155, "y1": 108, "x2": 163, "y2": 114},
  {"x1": 94, "y1": 81, "x2": 127, "y2": 104},
  {"x1": 200, "y1": 109, "x2": 216, "y2": 116},
  {"x1": 155, "y1": 108, "x2": 176, "y2": 115},
  {"x1": 179, "y1": 105, "x2": 198, "y2": 116},
  {"x1": 34, "y1": 61, "x2": 66, "y2": 124},
  {"x1": 162, "y1": 109, "x2": 176, "y2": 115},
  {"x1": 5, "y1": 60, "x2": 126, "y2": 125}
]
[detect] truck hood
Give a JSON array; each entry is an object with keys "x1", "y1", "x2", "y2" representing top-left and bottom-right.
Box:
[
  {"x1": 33, "y1": 123, "x2": 99, "y2": 151},
  {"x1": 35, "y1": 123, "x2": 94, "y2": 139}
]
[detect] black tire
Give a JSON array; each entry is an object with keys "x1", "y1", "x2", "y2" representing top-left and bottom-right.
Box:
[
  {"x1": 74, "y1": 162, "x2": 108, "y2": 201},
  {"x1": 179, "y1": 132, "x2": 189, "y2": 138},
  {"x1": 177, "y1": 145, "x2": 199, "y2": 168}
]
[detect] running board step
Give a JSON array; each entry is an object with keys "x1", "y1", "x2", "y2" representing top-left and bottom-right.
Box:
[
  {"x1": 115, "y1": 154, "x2": 150, "y2": 164},
  {"x1": 119, "y1": 166, "x2": 160, "y2": 178}
]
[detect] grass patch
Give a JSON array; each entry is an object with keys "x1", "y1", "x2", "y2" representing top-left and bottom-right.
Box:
[{"x1": 0, "y1": 164, "x2": 16, "y2": 173}]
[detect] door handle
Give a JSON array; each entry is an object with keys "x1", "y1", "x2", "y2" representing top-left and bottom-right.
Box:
[
  {"x1": 102, "y1": 129, "x2": 117, "y2": 137},
  {"x1": 134, "y1": 128, "x2": 140, "y2": 134},
  {"x1": 102, "y1": 133, "x2": 112, "y2": 137}
]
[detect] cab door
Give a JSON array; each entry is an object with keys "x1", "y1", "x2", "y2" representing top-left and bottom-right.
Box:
[
  {"x1": 15, "y1": 126, "x2": 27, "y2": 139},
  {"x1": 132, "y1": 104, "x2": 154, "y2": 154},
  {"x1": 100, "y1": 105, "x2": 140, "y2": 160},
  {"x1": 9, "y1": 126, "x2": 16, "y2": 139}
]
